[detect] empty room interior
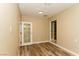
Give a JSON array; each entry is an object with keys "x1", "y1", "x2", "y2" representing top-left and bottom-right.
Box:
[{"x1": 0, "y1": 3, "x2": 79, "y2": 56}]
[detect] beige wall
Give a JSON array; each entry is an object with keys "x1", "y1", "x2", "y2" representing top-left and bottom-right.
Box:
[
  {"x1": 53, "y1": 4, "x2": 79, "y2": 54},
  {"x1": 22, "y1": 17, "x2": 49, "y2": 42},
  {"x1": 0, "y1": 4, "x2": 21, "y2": 55}
]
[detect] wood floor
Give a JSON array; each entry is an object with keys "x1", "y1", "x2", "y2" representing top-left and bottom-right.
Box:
[{"x1": 20, "y1": 42, "x2": 74, "y2": 56}]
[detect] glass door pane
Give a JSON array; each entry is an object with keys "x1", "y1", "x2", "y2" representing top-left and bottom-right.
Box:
[{"x1": 24, "y1": 23, "x2": 30, "y2": 43}]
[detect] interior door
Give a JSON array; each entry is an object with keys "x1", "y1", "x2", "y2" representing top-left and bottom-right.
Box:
[{"x1": 22, "y1": 22, "x2": 32, "y2": 45}]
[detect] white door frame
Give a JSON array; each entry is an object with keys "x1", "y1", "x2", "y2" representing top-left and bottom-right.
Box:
[
  {"x1": 49, "y1": 20, "x2": 56, "y2": 42},
  {"x1": 22, "y1": 22, "x2": 32, "y2": 45}
]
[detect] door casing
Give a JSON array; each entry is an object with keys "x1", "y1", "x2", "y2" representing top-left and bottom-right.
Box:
[{"x1": 49, "y1": 20, "x2": 57, "y2": 43}]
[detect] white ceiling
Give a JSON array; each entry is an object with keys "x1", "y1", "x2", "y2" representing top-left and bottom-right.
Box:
[{"x1": 19, "y1": 3, "x2": 76, "y2": 19}]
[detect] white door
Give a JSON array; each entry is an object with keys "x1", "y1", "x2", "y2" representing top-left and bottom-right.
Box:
[{"x1": 22, "y1": 22, "x2": 32, "y2": 45}]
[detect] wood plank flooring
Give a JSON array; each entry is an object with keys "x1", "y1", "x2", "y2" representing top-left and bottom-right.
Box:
[{"x1": 20, "y1": 42, "x2": 74, "y2": 56}]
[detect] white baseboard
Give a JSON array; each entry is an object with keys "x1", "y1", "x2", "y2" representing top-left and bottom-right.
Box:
[
  {"x1": 49, "y1": 42, "x2": 78, "y2": 56},
  {"x1": 31, "y1": 41, "x2": 49, "y2": 44},
  {"x1": 20, "y1": 41, "x2": 49, "y2": 46}
]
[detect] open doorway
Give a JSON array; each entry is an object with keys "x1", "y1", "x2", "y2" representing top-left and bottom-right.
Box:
[{"x1": 50, "y1": 20, "x2": 57, "y2": 43}]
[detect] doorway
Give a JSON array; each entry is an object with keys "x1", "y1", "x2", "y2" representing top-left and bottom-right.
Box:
[
  {"x1": 22, "y1": 22, "x2": 32, "y2": 45},
  {"x1": 50, "y1": 20, "x2": 57, "y2": 43}
]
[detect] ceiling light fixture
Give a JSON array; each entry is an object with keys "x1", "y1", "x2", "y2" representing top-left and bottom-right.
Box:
[{"x1": 38, "y1": 11, "x2": 43, "y2": 14}]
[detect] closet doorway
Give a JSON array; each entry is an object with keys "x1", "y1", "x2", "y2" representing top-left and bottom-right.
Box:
[{"x1": 50, "y1": 20, "x2": 57, "y2": 43}]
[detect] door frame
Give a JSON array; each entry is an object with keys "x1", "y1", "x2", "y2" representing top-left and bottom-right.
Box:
[
  {"x1": 22, "y1": 22, "x2": 32, "y2": 45},
  {"x1": 49, "y1": 19, "x2": 56, "y2": 42}
]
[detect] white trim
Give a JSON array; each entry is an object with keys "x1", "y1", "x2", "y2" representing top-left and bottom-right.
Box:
[
  {"x1": 19, "y1": 22, "x2": 22, "y2": 46},
  {"x1": 22, "y1": 22, "x2": 32, "y2": 46},
  {"x1": 20, "y1": 41, "x2": 49, "y2": 46},
  {"x1": 31, "y1": 41, "x2": 49, "y2": 45},
  {"x1": 49, "y1": 42, "x2": 79, "y2": 56},
  {"x1": 49, "y1": 19, "x2": 56, "y2": 42},
  {"x1": 22, "y1": 22, "x2": 23, "y2": 45},
  {"x1": 49, "y1": 21, "x2": 51, "y2": 41}
]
